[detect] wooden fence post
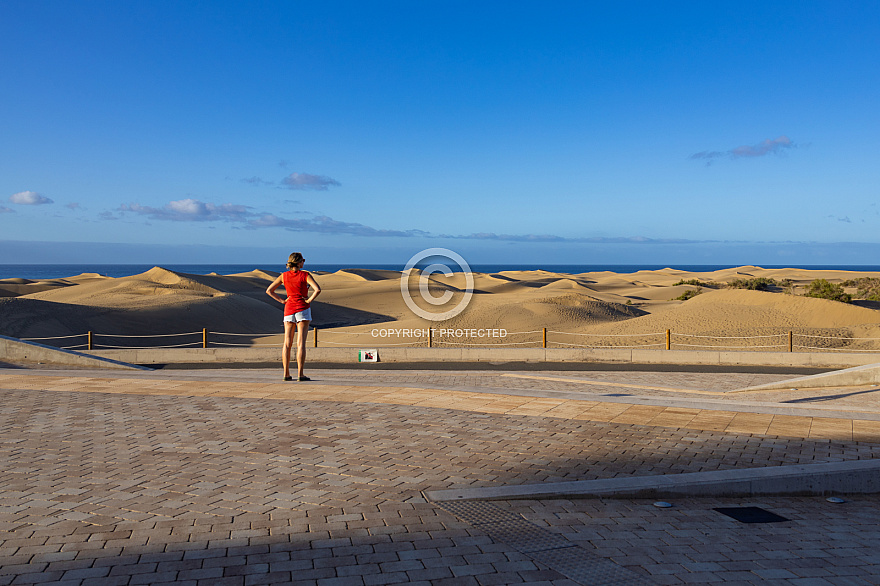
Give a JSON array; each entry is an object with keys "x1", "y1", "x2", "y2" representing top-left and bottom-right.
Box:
[
  {"x1": 666, "y1": 329, "x2": 671, "y2": 350},
  {"x1": 789, "y1": 331, "x2": 793, "y2": 352},
  {"x1": 542, "y1": 328, "x2": 547, "y2": 349},
  {"x1": 88, "y1": 331, "x2": 93, "y2": 351},
  {"x1": 428, "y1": 328, "x2": 432, "y2": 348},
  {"x1": 203, "y1": 328, "x2": 207, "y2": 349},
  {"x1": 314, "y1": 327, "x2": 318, "y2": 348}
]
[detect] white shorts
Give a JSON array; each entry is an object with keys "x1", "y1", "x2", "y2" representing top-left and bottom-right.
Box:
[{"x1": 283, "y1": 308, "x2": 312, "y2": 323}]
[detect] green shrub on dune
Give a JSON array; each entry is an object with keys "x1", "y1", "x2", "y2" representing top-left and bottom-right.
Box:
[
  {"x1": 673, "y1": 288, "x2": 702, "y2": 301},
  {"x1": 842, "y1": 277, "x2": 880, "y2": 301},
  {"x1": 673, "y1": 278, "x2": 719, "y2": 288},
  {"x1": 805, "y1": 279, "x2": 851, "y2": 303},
  {"x1": 727, "y1": 277, "x2": 778, "y2": 291}
]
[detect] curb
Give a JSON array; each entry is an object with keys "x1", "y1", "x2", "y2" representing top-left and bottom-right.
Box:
[
  {"x1": 424, "y1": 459, "x2": 880, "y2": 501},
  {"x1": 735, "y1": 361, "x2": 880, "y2": 392}
]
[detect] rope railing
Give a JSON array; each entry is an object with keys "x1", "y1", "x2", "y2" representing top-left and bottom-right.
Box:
[
  {"x1": 321, "y1": 340, "x2": 422, "y2": 346},
  {"x1": 211, "y1": 331, "x2": 280, "y2": 337},
  {"x1": 674, "y1": 333, "x2": 785, "y2": 339},
  {"x1": 548, "y1": 331, "x2": 666, "y2": 337},
  {"x1": 672, "y1": 342, "x2": 786, "y2": 349},
  {"x1": 93, "y1": 331, "x2": 202, "y2": 338},
  {"x1": 794, "y1": 345, "x2": 880, "y2": 352},
  {"x1": 21, "y1": 333, "x2": 87, "y2": 341},
  {"x1": 319, "y1": 330, "x2": 382, "y2": 336},
  {"x1": 434, "y1": 340, "x2": 538, "y2": 346},
  {"x1": 92, "y1": 342, "x2": 203, "y2": 349},
  {"x1": 797, "y1": 333, "x2": 880, "y2": 341},
  {"x1": 549, "y1": 341, "x2": 666, "y2": 349},
  {"x1": 210, "y1": 342, "x2": 280, "y2": 347},
  {"x1": 11, "y1": 327, "x2": 880, "y2": 352}
]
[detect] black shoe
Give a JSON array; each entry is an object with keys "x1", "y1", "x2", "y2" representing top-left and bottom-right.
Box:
[
  {"x1": 283, "y1": 376, "x2": 293, "y2": 381},
  {"x1": 298, "y1": 376, "x2": 311, "y2": 382}
]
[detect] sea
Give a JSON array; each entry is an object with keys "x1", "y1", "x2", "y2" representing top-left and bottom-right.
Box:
[{"x1": 3, "y1": 264, "x2": 880, "y2": 281}]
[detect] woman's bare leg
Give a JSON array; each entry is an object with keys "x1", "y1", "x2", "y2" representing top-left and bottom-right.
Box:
[
  {"x1": 282, "y1": 321, "x2": 296, "y2": 379},
  {"x1": 296, "y1": 320, "x2": 310, "y2": 378}
]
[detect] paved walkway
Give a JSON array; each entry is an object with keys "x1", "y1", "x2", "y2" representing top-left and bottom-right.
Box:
[{"x1": 1, "y1": 366, "x2": 880, "y2": 585}]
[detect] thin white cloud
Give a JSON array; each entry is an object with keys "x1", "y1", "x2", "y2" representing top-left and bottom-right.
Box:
[
  {"x1": 118, "y1": 198, "x2": 253, "y2": 222},
  {"x1": 9, "y1": 191, "x2": 54, "y2": 205},
  {"x1": 0, "y1": 206, "x2": 14, "y2": 213},
  {"x1": 442, "y1": 232, "x2": 704, "y2": 244},
  {"x1": 281, "y1": 172, "x2": 341, "y2": 191},
  {"x1": 241, "y1": 176, "x2": 275, "y2": 186},
  {"x1": 248, "y1": 213, "x2": 428, "y2": 237},
  {"x1": 66, "y1": 202, "x2": 83, "y2": 210},
  {"x1": 690, "y1": 136, "x2": 796, "y2": 165},
  {"x1": 111, "y1": 197, "x2": 710, "y2": 243}
]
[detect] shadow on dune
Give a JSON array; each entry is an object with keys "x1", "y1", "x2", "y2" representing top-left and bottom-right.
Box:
[
  {"x1": 0, "y1": 296, "x2": 396, "y2": 349},
  {"x1": 310, "y1": 301, "x2": 395, "y2": 330}
]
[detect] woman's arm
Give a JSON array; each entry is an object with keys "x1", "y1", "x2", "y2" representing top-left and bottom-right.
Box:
[
  {"x1": 265, "y1": 274, "x2": 286, "y2": 304},
  {"x1": 304, "y1": 273, "x2": 322, "y2": 304}
]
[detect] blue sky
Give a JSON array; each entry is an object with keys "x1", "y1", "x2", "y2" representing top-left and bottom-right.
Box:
[{"x1": 2, "y1": 1, "x2": 879, "y2": 266}]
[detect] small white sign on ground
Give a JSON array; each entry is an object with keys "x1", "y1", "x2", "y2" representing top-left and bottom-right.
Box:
[{"x1": 358, "y1": 349, "x2": 378, "y2": 362}]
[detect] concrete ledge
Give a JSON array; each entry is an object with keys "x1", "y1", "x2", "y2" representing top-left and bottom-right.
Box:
[
  {"x1": 83, "y1": 346, "x2": 880, "y2": 369},
  {"x1": 736, "y1": 361, "x2": 880, "y2": 392},
  {"x1": 0, "y1": 335, "x2": 150, "y2": 370},
  {"x1": 424, "y1": 459, "x2": 880, "y2": 501}
]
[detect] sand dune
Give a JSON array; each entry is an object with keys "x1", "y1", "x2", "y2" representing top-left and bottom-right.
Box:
[
  {"x1": 576, "y1": 289, "x2": 880, "y2": 350},
  {"x1": 2, "y1": 265, "x2": 880, "y2": 351},
  {"x1": 334, "y1": 268, "x2": 402, "y2": 281},
  {"x1": 0, "y1": 267, "x2": 396, "y2": 345},
  {"x1": 0, "y1": 273, "x2": 107, "y2": 298}
]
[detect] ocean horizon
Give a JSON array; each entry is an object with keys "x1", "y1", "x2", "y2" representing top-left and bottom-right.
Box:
[{"x1": 3, "y1": 263, "x2": 880, "y2": 281}]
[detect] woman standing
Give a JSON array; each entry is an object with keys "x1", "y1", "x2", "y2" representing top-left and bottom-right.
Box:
[{"x1": 266, "y1": 252, "x2": 321, "y2": 381}]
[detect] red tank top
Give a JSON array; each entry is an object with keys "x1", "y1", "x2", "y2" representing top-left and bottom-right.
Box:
[{"x1": 282, "y1": 270, "x2": 311, "y2": 316}]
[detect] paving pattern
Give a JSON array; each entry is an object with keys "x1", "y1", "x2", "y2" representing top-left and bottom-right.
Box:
[{"x1": 1, "y1": 366, "x2": 880, "y2": 585}]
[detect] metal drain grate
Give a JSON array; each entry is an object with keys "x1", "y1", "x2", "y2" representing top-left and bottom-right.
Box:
[
  {"x1": 435, "y1": 500, "x2": 655, "y2": 586},
  {"x1": 714, "y1": 506, "x2": 790, "y2": 524}
]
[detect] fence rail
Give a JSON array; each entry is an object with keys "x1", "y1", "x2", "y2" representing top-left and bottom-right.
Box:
[{"x1": 15, "y1": 327, "x2": 880, "y2": 353}]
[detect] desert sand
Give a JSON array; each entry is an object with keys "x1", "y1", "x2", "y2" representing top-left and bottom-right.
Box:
[{"x1": 2, "y1": 265, "x2": 880, "y2": 351}]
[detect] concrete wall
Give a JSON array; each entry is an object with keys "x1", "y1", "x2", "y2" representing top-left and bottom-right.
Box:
[
  {"x1": 3, "y1": 331, "x2": 875, "y2": 370},
  {"x1": 83, "y1": 345, "x2": 880, "y2": 369},
  {"x1": 0, "y1": 335, "x2": 148, "y2": 370}
]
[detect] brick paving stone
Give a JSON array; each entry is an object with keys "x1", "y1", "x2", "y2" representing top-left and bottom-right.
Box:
[
  {"x1": 196, "y1": 577, "x2": 244, "y2": 586},
  {"x1": 316, "y1": 577, "x2": 366, "y2": 586},
  {"x1": 405, "y1": 566, "x2": 455, "y2": 581},
  {"x1": 362, "y1": 571, "x2": 409, "y2": 585},
  {"x1": 76, "y1": 577, "x2": 133, "y2": 586},
  {"x1": 7, "y1": 571, "x2": 65, "y2": 584},
  {"x1": 244, "y1": 571, "x2": 292, "y2": 585},
  {"x1": 3, "y1": 368, "x2": 880, "y2": 585},
  {"x1": 60, "y1": 565, "x2": 110, "y2": 580},
  {"x1": 179, "y1": 567, "x2": 225, "y2": 580},
  {"x1": 476, "y1": 572, "x2": 526, "y2": 585}
]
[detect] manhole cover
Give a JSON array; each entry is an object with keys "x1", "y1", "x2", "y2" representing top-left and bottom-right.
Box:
[{"x1": 714, "y1": 506, "x2": 789, "y2": 523}]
